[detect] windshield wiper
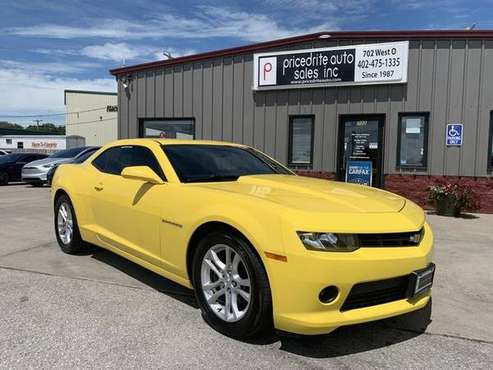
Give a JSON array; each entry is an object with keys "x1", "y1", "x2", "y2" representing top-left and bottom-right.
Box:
[{"x1": 183, "y1": 174, "x2": 240, "y2": 183}]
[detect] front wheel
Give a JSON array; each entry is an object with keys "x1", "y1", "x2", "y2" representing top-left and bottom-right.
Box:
[
  {"x1": 192, "y1": 232, "x2": 273, "y2": 339},
  {"x1": 54, "y1": 194, "x2": 87, "y2": 254}
]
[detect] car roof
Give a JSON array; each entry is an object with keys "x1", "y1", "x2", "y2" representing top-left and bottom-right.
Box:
[{"x1": 107, "y1": 138, "x2": 246, "y2": 147}]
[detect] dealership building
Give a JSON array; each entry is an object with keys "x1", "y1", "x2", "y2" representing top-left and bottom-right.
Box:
[{"x1": 110, "y1": 30, "x2": 493, "y2": 212}]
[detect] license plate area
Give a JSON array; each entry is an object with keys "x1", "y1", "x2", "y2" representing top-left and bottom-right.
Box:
[{"x1": 407, "y1": 263, "x2": 435, "y2": 298}]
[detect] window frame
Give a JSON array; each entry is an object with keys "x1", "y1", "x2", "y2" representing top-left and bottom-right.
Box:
[
  {"x1": 17, "y1": 142, "x2": 24, "y2": 149},
  {"x1": 139, "y1": 117, "x2": 196, "y2": 139},
  {"x1": 488, "y1": 112, "x2": 493, "y2": 173},
  {"x1": 288, "y1": 114, "x2": 315, "y2": 168},
  {"x1": 396, "y1": 112, "x2": 430, "y2": 171},
  {"x1": 91, "y1": 145, "x2": 166, "y2": 181}
]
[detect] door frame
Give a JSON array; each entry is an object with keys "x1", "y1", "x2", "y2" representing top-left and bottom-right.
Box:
[{"x1": 336, "y1": 114, "x2": 386, "y2": 188}]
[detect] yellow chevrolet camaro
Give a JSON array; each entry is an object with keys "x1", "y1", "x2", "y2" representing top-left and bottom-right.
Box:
[{"x1": 52, "y1": 139, "x2": 434, "y2": 339}]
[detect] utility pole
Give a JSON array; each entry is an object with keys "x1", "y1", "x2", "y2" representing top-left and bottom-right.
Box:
[{"x1": 33, "y1": 119, "x2": 43, "y2": 128}]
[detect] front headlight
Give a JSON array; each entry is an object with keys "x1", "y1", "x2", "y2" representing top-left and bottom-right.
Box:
[{"x1": 297, "y1": 232, "x2": 360, "y2": 252}]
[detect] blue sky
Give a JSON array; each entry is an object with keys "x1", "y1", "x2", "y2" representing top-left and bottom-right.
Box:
[{"x1": 0, "y1": 0, "x2": 491, "y2": 125}]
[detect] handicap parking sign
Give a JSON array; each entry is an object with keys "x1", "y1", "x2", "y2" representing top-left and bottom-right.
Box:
[{"x1": 446, "y1": 124, "x2": 463, "y2": 146}]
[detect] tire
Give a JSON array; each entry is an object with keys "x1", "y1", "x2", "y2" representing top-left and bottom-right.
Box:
[
  {"x1": 54, "y1": 194, "x2": 87, "y2": 254},
  {"x1": 192, "y1": 231, "x2": 273, "y2": 339},
  {"x1": 0, "y1": 171, "x2": 8, "y2": 186}
]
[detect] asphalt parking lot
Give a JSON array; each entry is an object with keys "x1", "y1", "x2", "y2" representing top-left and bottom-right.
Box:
[{"x1": 1, "y1": 184, "x2": 492, "y2": 369}]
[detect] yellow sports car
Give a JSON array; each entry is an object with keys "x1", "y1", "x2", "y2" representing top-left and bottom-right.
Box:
[{"x1": 52, "y1": 139, "x2": 434, "y2": 339}]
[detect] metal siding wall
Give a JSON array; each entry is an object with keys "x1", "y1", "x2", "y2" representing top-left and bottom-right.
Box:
[
  {"x1": 478, "y1": 41, "x2": 493, "y2": 175},
  {"x1": 120, "y1": 38, "x2": 493, "y2": 177},
  {"x1": 223, "y1": 58, "x2": 234, "y2": 141}
]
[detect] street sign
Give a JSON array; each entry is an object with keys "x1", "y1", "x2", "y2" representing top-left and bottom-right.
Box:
[
  {"x1": 446, "y1": 123, "x2": 463, "y2": 146},
  {"x1": 345, "y1": 160, "x2": 373, "y2": 186}
]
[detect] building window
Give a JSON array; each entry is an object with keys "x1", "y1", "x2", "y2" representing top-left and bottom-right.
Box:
[
  {"x1": 397, "y1": 113, "x2": 429, "y2": 170},
  {"x1": 140, "y1": 118, "x2": 194, "y2": 139},
  {"x1": 288, "y1": 115, "x2": 314, "y2": 167},
  {"x1": 488, "y1": 113, "x2": 493, "y2": 172},
  {"x1": 17, "y1": 142, "x2": 24, "y2": 149},
  {"x1": 6, "y1": 139, "x2": 12, "y2": 144}
]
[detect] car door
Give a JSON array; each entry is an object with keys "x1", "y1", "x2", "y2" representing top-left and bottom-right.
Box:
[
  {"x1": 89, "y1": 145, "x2": 167, "y2": 267},
  {"x1": 11, "y1": 155, "x2": 33, "y2": 181}
]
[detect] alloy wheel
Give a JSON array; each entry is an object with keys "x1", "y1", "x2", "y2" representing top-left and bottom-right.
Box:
[
  {"x1": 57, "y1": 203, "x2": 73, "y2": 245},
  {"x1": 200, "y1": 244, "x2": 251, "y2": 322}
]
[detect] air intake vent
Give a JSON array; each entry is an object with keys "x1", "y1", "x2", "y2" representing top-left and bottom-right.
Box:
[
  {"x1": 341, "y1": 275, "x2": 410, "y2": 311},
  {"x1": 358, "y1": 229, "x2": 423, "y2": 247}
]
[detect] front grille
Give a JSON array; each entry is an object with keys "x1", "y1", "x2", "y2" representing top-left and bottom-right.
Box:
[
  {"x1": 341, "y1": 275, "x2": 410, "y2": 311},
  {"x1": 358, "y1": 229, "x2": 423, "y2": 247}
]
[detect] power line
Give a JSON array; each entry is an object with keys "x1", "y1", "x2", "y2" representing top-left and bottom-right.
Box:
[
  {"x1": 0, "y1": 106, "x2": 111, "y2": 119},
  {"x1": 66, "y1": 117, "x2": 116, "y2": 126}
]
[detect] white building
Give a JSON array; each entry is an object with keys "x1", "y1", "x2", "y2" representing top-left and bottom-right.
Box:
[
  {"x1": 64, "y1": 90, "x2": 117, "y2": 146},
  {"x1": 0, "y1": 135, "x2": 66, "y2": 153}
]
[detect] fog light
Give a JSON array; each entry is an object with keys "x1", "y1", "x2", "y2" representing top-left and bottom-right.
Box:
[{"x1": 319, "y1": 286, "x2": 339, "y2": 304}]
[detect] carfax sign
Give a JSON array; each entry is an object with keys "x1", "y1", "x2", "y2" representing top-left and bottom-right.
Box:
[
  {"x1": 345, "y1": 160, "x2": 373, "y2": 186},
  {"x1": 253, "y1": 41, "x2": 409, "y2": 90}
]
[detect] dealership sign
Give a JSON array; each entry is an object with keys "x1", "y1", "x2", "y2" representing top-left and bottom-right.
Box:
[{"x1": 253, "y1": 41, "x2": 409, "y2": 90}]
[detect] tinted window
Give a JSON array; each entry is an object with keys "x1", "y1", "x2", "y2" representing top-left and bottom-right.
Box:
[
  {"x1": 50, "y1": 147, "x2": 87, "y2": 159},
  {"x1": 397, "y1": 113, "x2": 429, "y2": 170},
  {"x1": 73, "y1": 148, "x2": 99, "y2": 164},
  {"x1": 163, "y1": 145, "x2": 292, "y2": 183},
  {"x1": 0, "y1": 153, "x2": 24, "y2": 164},
  {"x1": 289, "y1": 116, "x2": 314, "y2": 166},
  {"x1": 92, "y1": 146, "x2": 164, "y2": 179},
  {"x1": 141, "y1": 119, "x2": 194, "y2": 139}
]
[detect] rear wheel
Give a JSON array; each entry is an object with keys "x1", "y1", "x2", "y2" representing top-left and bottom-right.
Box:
[
  {"x1": 54, "y1": 194, "x2": 87, "y2": 254},
  {"x1": 0, "y1": 171, "x2": 8, "y2": 185},
  {"x1": 192, "y1": 231, "x2": 273, "y2": 339}
]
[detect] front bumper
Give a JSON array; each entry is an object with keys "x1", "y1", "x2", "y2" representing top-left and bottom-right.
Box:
[
  {"x1": 22, "y1": 167, "x2": 49, "y2": 182},
  {"x1": 267, "y1": 222, "x2": 434, "y2": 335}
]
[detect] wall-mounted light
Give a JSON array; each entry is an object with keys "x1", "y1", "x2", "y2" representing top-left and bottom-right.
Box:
[{"x1": 121, "y1": 75, "x2": 133, "y2": 89}]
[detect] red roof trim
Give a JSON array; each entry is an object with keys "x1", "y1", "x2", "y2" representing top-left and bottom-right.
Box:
[{"x1": 110, "y1": 30, "x2": 493, "y2": 76}]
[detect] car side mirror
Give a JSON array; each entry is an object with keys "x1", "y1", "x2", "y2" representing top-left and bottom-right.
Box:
[{"x1": 121, "y1": 166, "x2": 164, "y2": 185}]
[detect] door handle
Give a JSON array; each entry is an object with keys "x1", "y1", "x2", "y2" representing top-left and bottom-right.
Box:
[{"x1": 94, "y1": 183, "x2": 104, "y2": 191}]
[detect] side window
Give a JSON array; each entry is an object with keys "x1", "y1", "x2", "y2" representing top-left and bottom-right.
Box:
[
  {"x1": 92, "y1": 147, "x2": 122, "y2": 175},
  {"x1": 92, "y1": 146, "x2": 165, "y2": 180}
]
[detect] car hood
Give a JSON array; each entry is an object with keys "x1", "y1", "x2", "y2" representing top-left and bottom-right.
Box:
[
  {"x1": 196, "y1": 174, "x2": 406, "y2": 214},
  {"x1": 25, "y1": 157, "x2": 70, "y2": 167}
]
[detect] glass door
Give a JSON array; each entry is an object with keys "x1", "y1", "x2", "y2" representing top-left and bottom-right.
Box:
[{"x1": 337, "y1": 115, "x2": 385, "y2": 188}]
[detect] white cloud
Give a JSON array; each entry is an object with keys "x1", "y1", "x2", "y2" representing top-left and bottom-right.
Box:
[
  {"x1": 80, "y1": 42, "x2": 197, "y2": 64},
  {"x1": 0, "y1": 60, "x2": 99, "y2": 75},
  {"x1": 0, "y1": 64, "x2": 116, "y2": 123},
  {"x1": 81, "y1": 42, "x2": 151, "y2": 63},
  {"x1": 6, "y1": 6, "x2": 339, "y2": 42}
]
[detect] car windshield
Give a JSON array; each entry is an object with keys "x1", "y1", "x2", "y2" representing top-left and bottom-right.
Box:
[
  {"x1": 163, "y1": 144, "x2": 293, "y2": 183},
  {"x1": 0, "y1": 153, "x2": 24, "y2": 164},
  {"x1": 50, "y1": 147, "x2": 87, "y2": 159}
]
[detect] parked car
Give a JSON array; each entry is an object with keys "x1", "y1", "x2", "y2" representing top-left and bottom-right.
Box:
[
  {"x1": 0, "y1": 153, "x2": 48, "y2": 185},
  {"x1": 0, "y1": 150, "x2": 11, "y2": 156},
  {"x1": 47, "y1": 146, "x2": 99, "y2": 185},
  {"x1": 22, "y1": 146, "x2": 91, "y2": 186},
  {"x1": 52, "y1": 139, "x2": 434, "y2": 339}
]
